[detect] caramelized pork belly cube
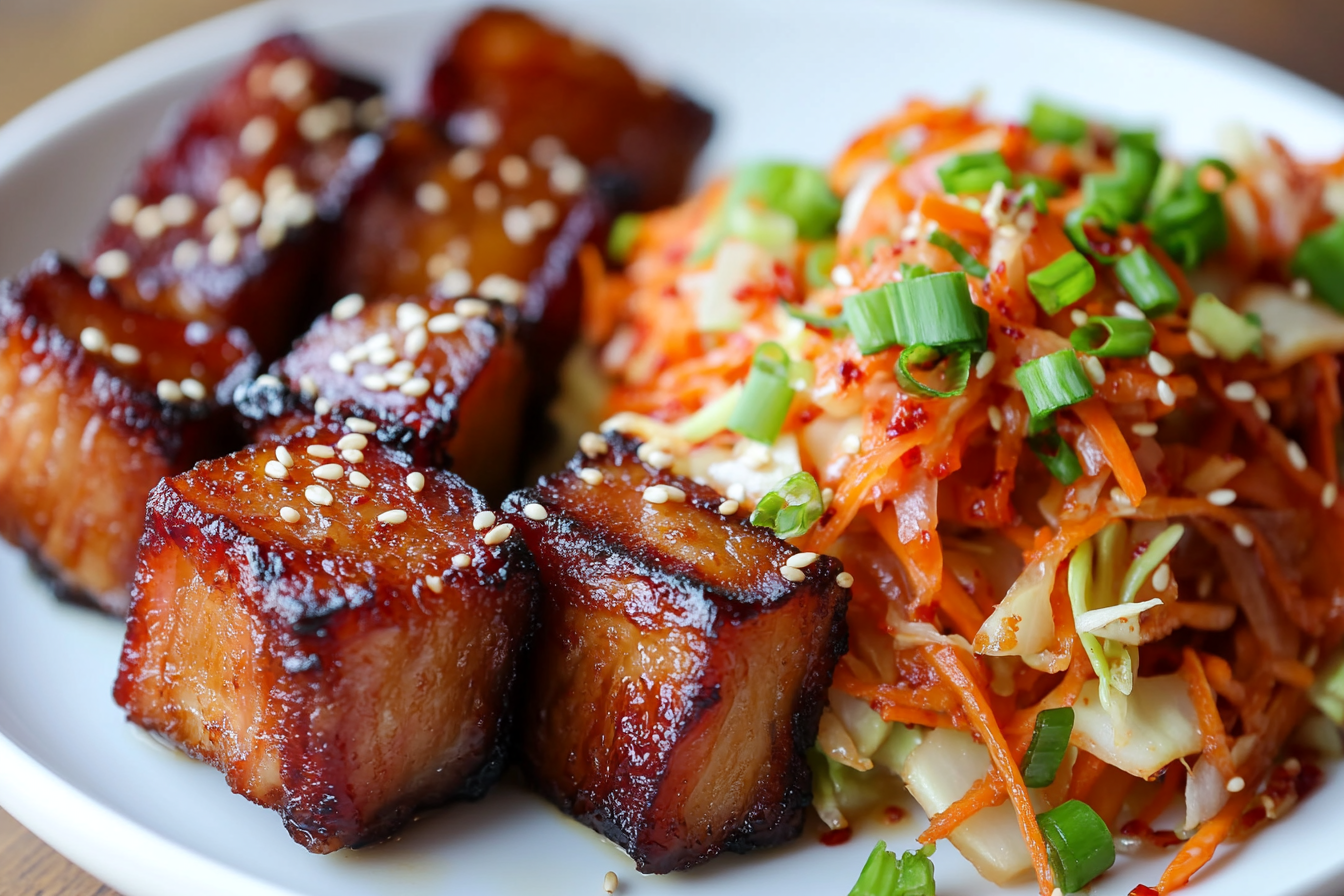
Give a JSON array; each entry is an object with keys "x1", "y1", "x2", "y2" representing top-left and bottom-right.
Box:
[
  {"x1": 425, "y1": 7, "x2": 713, "y2": 211},
  {"x1": 235, "y1": 294, "x2": 527, "y2": 499},
  {"x1": 87, "y1": 34, "x2": 382, "y2": 358},
  {"x1": 501, "y1": 434, "x2": 849, "y2": 873},
  {"x1": 113, "y1": 424, "x2": 538, "y2": 853},
  {"x1": 0, "y1": 253, "x2": 256, "y2": 613},
  {"x1": 328, "y1": 118, "x2": 605, "y2": 382}
]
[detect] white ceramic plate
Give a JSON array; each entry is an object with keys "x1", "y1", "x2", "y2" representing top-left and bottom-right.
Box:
[{"x1": 1, "y1": 1, "x2": 1343, "y2": 894}]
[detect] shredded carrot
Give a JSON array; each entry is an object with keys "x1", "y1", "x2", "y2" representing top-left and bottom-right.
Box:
[
  {"x1": 1179, "y1": 648, "x2": 1236, "y2": 779},
  {"x1": 916, "y1": 192, "x2": 991, "y2": 237},
  {"x1": 1157, "y1": 788, "x2": 1255, "y2": 894},
  {"x1": 864, "y1": 504, "x2": 944, "y2": 610},
  {"x1": 1086, "y1": 766, "x2": 1136, "y2": 828},
  {"x1": 935, "y1": 573, "x2": 987, "y2": 641},
  {"x1": 1074, "y1": 398, "x2": 1147, "y2": 506},
  {"x1": 1136, "y1": 763, "x2": 1187, "y2": 827},
  {"x1": 1066, "y1": 749, "x2": 1109, "y2": 803},
  {"x1": 917, "y1": 774, "x2": 1005, "y2": 843}
]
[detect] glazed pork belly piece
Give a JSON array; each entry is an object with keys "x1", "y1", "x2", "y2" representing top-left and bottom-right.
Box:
[
  {"x1": 236, "y1": 292, "x2": 527, "y2": 500},
  {"x1": 501, "y1": 433, "x2": 850, "y2": 873},
  {"x1": 0, "y1": 253, "x2": 256, "y2": 614},
  {"x1": 87, "y1": 33, "x2": 383, "y2": 359},
  {"x1": 426, "y1": 7, "x2": 713, "y2": 211},
  {"x1": 114, "y1": 421, "x2": 537, "y2": 853}
]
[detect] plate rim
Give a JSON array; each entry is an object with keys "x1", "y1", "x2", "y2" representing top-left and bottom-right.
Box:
[{"x1": 1, "y1": 1, "x2": 1343, "y2": 894}]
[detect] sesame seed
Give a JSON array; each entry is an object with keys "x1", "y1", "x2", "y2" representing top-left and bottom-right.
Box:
[
  {"x1": 314, "y1": 463, "x2": 344, "y2": 481},
  {"x1": 823, "y1": 487, "x2": 835, "y2": 507},
  {"x1": 438, "y1": 269, "x2": 473, "y2": 299},
  {"x1": 203, "y1": 207, "x2": 230, "y2": 236},
  {"x1": 1115, "y1": 301, "x2": 1145, "y2": 320},
  {"x1": 483, "y1": 523, "x2": 513, "y2": 545},
  {"x1": 1226, "y1": 776, "x2": 1245, "y2": 793},
  {"x1": 787, "y1": 552, "x2": 820, "y2": 568},
  {"x1": 403, "y1": 326, "x2": 428, "y2": 358},
  {"x1": 1151, "y1": 563, "x2": 1172, "y2": 592},
  {"x1": 449, "y1": 147, "x2": 484, "y2": 179},
  {"x1": 1286, "y1": 440, "x2": 1308, "y2": 471},
  {"x1": 160, "y1": 193, "x2": 196, "y2": 227},
  {"x1": 549, "y1": 156, "x2": 586, "y2": 195},
  {"x1": 1157, "y1": 379, "x2": 1177, "y2": 406},
  {"x1": 473, "y1": 181, "x2": 500, "y2": 210},
  {"x1": 643, "y1": 486, "x2": 669, "y2": 504},
  {"x1": 499, "y1": 155, "x2": 530, "y2": 187},
  {"x1": 569, "y1": 468, "x2": 602, "y2": 488},
  {"x1": 79, "y1": 327, "x2": 107, "y2": 353},
  {"x1": 172, "y1": 239, "x2": 202, "y2": 270},
  {"x1": 395, "y1": 303, "x2": 429, "y2": 332},
  {"x1": 1147, "y1": 350, "x2": 1175, "y2": 377},
  {"x1": 297, "y1": 104, "x2": 339, "y2": 142},
  {"x1": 428, "y1": 311, "x2": 464, "y2": 335},
  {"x1": 425, "y1": 575, "x2": 443, "y2": 593},
  {"x1": 1187, "y1": 329, "x2": 1216, "y2": 358},
  {"x1": 361, "y1": 373, "x2": 389, "y2": 392},
  {"x1": 1069, "y1": 308, "x2": 1089, "y2": 327},
  {"x1": 502, "y1": 207, "x2": 536, "y2": 244},
  {"x1": 727, "y1": 483, "x2": 747, "y2": 501},
  {"x1": 1323, "y1": 483, "x2": 1338, "y2": 509},
  {"x1": 1132, "y1": 421, "x2": 1159, "y2": 437},
  {"x1": 368, "y1": 346, "x2": 397, "y2": 367},
  {"x1": 256, "y1": 374, "x2": 282, "y2": 389},
  {"x1": 346, "y1": 417, "x2": 376, "y2": 434},
  {"x1": 280, "y1": 506, "x2": 300, "y2": 523},
  {"x1": 356, "y1": 95, "x2": 387, "y2": 130},
  {"x1": 449, "y1": 552, "x2": 471, "y2": 569},
  {"x1": 314, "y1": 397, "x2": 331, "y2": 415},
  {"x1": 132, "y1": 205, "x2": 165, "y2": 240},
  {"x1": 987, "y1": 406, "x2": 1003, "y2": 432},
  {"x1": 646, "y1": 449, "x2": 674, "y2": 470},
  {"x1": 109, "y1": 194, "x2": 140, "y2": 225},
  {"x1": 1082, "y1": 355, "x2": 1106, "y2": 386},
  {"x1": 306, "y1": 445, "x2": 335, "y2": 458},
  {"x1": 340, "y1": 470, "x2": 367, "y2": 490},
  {"x1": 1233, "y1": 523, "x2": 1254, "y2": 547},
  {"x1": 780, "y1": 566, "x2": 805, "y2": 583},
  {"x1": 975, "y1": 351, "x2": 997, "y2": 380},
  {"x1": 377, "y1": 509, "x2": 408, "y2": 526},
  {"x1": 208, "y1": 228, "x2": 240, "y2": 265},
  {"x1": 415, "y1": 181, "x2": 449, "y2": 214},
  {"x1": 264, "y1": 460, "x2": 289, "y2": 480},
  {"x1": 264, "y1": 166, "x2": 296, "y2": 198},
  {"x1": 399, "y1": 377, "x2": 431, "y2": 397},
  {"x1": 473, "y1": 511, "x2": 496, "y2": 531},
  {"x1": 831, "y1": 265, "x2": 854, "y2": 287},
  {"x1": 274, "y1": 445, "x2": 294, "y2": 468},
  {"x1": 109, "y1": 343, "x2": 141, "y2": 365},
  {"x1": 93, "y1": 249, "x2": 130, "y2": 279},
  {"x1": 579, "y1": 432, "x2": 609, "y2": 457},
  {"x1": 523, "y1": 503, "x2": 548, "y2": 521},
  {"x1": 1207, "y1": 488, "x2": 1237, "y2": 506},
  {"x1": 1110, "y1": 487, "x2": 1132, "y2": 507},
  {"x1": 841, "y1": 433, "x2": 862, "y2": 455},
  {"x1": 1252, "y1": 396, "x2": 1272, "y2": 421},
  {"x1": 836, "y1": 572, "x2": 855, "y2": 588},
  {"x1": 603, "y1": 871, "x2": 618, "y2": 895},
  {"x1": 528, "y1": 198, "x2": 558, "y2": 229},
  {"x1": 328, "y1": 352, "x2": 353, "y2": 375},
  {"x1": 407, "y1": 472, "x2": 426, "y2": 493},
  {"x1": 156, "y1": 379, "x2": 184, "y2": 403},
  {"x1": 240, "y1": 115, "x2": 278, "y2": 156},
  {"x1": 258, "y1": 218, "x2": 286, "y2": 251},
  {"x1": 1224, "y1": 380, "x2": 1256, "y2": 402},
  {"x1": 455, "y1": 298, "x2": 489, "y2": 318},
  {"x1": 270, "y1": 57, "x2": 312, "y2": 102},
  {"x1": 341, "y1": 449, "x2": 365, "y2": 464},
  {"x1": 718, "y1": 499, "x2": 739, "y2": 515},
  {"x1": 365, "y1": 332, "x2": 393, "y2": 351},
  {"x1": 336, "y1": 434, "x2": 368, "y2": 451},
  {"x1": 660, "y1": 485, "x2": 687, "y2": 502},
  {"x1": 331, "y1": 294, "x2": 365, "y2": 321},
  {"x1": 298, "y1": 375, "x2": 318, "y2": 397},
  {"x1": 281, "y1": 193, "x2": 316, "y2": 228}
]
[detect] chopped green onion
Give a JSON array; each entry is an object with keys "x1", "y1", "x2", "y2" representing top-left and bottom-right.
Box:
[
  {"x1": 805, "y1": 241, "x2": 839, "y2": 289},
  {"x1": 1015, "y1": 174, "x2": 1065, "y2": 213},
  {"x1": 1145, "y1": 159, "x2": 1234, "y2": 268},
  {"x1": 785, "y1": 304, "x2": 848, "y2": 331},
  {"x1": 843, "y1": 273, "x2": 987, "y2": 356},
  {"x1": 733, "y1": 161, "x2": 842, "y2": 240},
  {"x1": 1309, "y1": 649, "x2": 1344, "y2": 725},
  {"x1": 1291, "y1": 220, "x2": 1344, "y2": 312},
  {"x1": 1083, "y1": 141, "x2": 1161, "y2": 224},
  {"x1": 896, "y1": 345, "x2": 973, "y2": 399},
  {"x1": 750, "y1": 471, "x2": 824, "y2": 538},
  {"x1": 1114, "y1": 247, "x2": 1180, "y2": 318},
  {"x1": 1018, "y1": 350, "x2": 1096, "y2": 420},
  {"x1": 1069, "y1": 316, "x2": 1154, "y2": 358},
  {"x1": 675, "y1": 384, "x2": 742, "y2": 443},
  {"x1": 724, "y1": 203, "x2": 797, "y2": 258},
  {"x1": 1118, "y1": 523, "x2": 1184, "y2": 604},
  {"x1": 1064, "y1": 201, "x2": 1124, "y2": 264},
  {"x1": 929, "y1": 229, "x2": 989, "y2": 278},
  {"x1": 727, "y1": 342, "x2": 795, "y2": 444},
  {"x1": 848, "y1": 840, "x2": 937, "y2": 896},
  {"x1": 844, "y1": 285, "x2": 902, "y2": 355},
  {"x1": 607, "y1": 213, "x2": 642, "y2": 263},
  {"x1": 1021, "y1": 706, "x2": 1076, "y2": 787},
  {"x1": 1028, "y1": 100, "x2": 1088, "y2": 145},
  {"x1": 1028, "y1": 430, "x2": 1084, "y2": 485},
  {"x1": 1189, "y1": 293, "x2": 1261, "y2": 360},
  {"x1": 1036, "y1": 801, "x2": 1116, "y2": 894},
  {"x1": 900, "y1": 262, "x2": 934, "y2": 281},
  {"x1": 1027, "y1": 250, "x2": 1096, "y2": 314},
  {"x1": 938, "y1": 151, "x2": 1013, "y2": 195}
]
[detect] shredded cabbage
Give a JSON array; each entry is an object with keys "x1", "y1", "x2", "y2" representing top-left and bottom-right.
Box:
[{"x1": 1071, "y1": 674, "x2": 1202, "y2": 778}]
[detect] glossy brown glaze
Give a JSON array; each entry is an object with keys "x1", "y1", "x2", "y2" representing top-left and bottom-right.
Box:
[
  {"x1": 0, "y1": 253, "x2": 256, "y2": 613},
  {"x1": 86, "y1": 34, "x2": 382, "y2": 359},
  {"x1": 235, "y1": 293, "x2": 527, "y2": 500},
  {"x1": 425, "y1": 7, "x2": 713, "y2": 212},
  {"x1": 501, "y1": 433, "x2": 849, "y2": 874},
  {"x1": 113, "y1": 422, "x2": 538, "y2": 853}
]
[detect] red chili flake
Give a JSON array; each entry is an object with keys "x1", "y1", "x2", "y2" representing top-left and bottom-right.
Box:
[
  {"x1": 883, "y1": 806, "x2": 907, "y2": 824},
  {"x1": 887, "y1": 403, "x2": 928, "y2": 438},
  {"x1": 797, "y1": 407, "x2": 821, "y2": 426},
  {"x1": 1129, "y1": 886, "x2": 1160, "y2": 896},
  {"x1": 1131, "y1": 539, "x2": 1152, "y2": 560},
  {"x1": 819, "y1": 828, "x2": 853, "y2": 846},
  {"x1": 901, "y1": 447, "x2": 923, "y2": 469},
  {"x1": 840, "y1": 359, "x2": 863, "y2": 387},
  {"x1": 1000, "y1": 325, "x2": 1025, "y2": 340},
  {"x1": 661, "y1": 284, "x2": 679, "y2": 299},
  {"x1": 818, "y1": 508, "x2": 836, "y2": 527},
  {"x1": 1241, "y1": 804, "x2": 1268, "y2": 828},
  {"x1": 1297, "y1": 762, "x2": 1325, "y2": 797},
  {"x1": 1119, "y1": 819, "x2": 1181, "y2": 848}
]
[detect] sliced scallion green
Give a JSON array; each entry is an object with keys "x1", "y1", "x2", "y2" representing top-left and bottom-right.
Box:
[
  {"x1": 1083, "y1": 140, "x2": 1161, "y2": 223},
  {"x1": 1018, "y1": 350, "x2": 1096, "y2": 420},
  {"x1": 1028, "y1": 430, "x2": 1084, "y2": 486},
  {"x1": 1188, "y1": 292, "x2": 1261, "y2": 360},
  {"x1": 937, "y1": 151, "x2": 1013, "y2": 195},
  {"x1": 895, "y1": 345, "x2": 973, "y2": 399},
  {"x1": 785, "y1": 304, "x2": 848, "y2": 331},
  {"x1": 929, "y1": 229, "x2": 989, "y2": 278},
  {"x1": 727, "y1": 342, "x2": 795, "y2": 444},
  {"x1": 1036, "y1": 801, "x2": 1116, "y2": 894},
  {"x1": 1118, "y1": 523, "x2": 1184, "y2": 605},
  {"x1": 890, "y1": 272, "x2": 988, "y2": 349},
  {"x1": 1027, "y1": 250, "x2": 1096, "y2": 314},
  {"x1": 900, "y1": 262, "x2": 934, "y2": 281},
  {"x1": 847, "y1": 839, "x2": 937, "y2": 896},
  {"x1": 805, "y1": 241, "x2": 839, "y2": 289},
  {"x1": 675, "y1": 384, "x2": 742, "y2": 443},
  {"x1": 1028, "y1": 100, "x2": 1088, "y2": 145},
  {"x1": 1015, "y1": 174, "x2": 1065, "y2": 213},
  {"x1": 1069, "y1": 316, "x2": 1154, "y2": 358},
  {"x1": 1114, "y1": 247, "x2": 1180, "y2": 317},
  {"x1": 1064, "y1": 201, "x2": 1124, "y2": 264},
  {"x1": 1291, "y1": 220, "x2": 1344, "y2": 312},
  {"x1": 732, "y1": 161, "x2": 842, "y2": 239},
  {"x1": 1145, "y1": 159, "x2": 1234, "y2": 268},
  {"x1": 607, "y1": 213, "x2": 643, "y2": 264},
  {"x1": 1021, "y1": 706, "x2": 1076, "y2": 787},
  {"x1": 750, "y1": 471, "x2": 824, "y2": 539},
  {"x1": 844, "y1": 285, "x2": 902, "y2": 355}
]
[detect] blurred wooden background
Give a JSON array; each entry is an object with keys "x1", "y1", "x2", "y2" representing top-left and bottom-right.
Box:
[{"x1": 0, "y1": 0, "x2": 1341, "y2": 893}]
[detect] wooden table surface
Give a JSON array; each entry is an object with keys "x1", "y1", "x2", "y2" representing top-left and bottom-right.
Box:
[{"x1": 1, "y1": 0, "x2": 1342, "y2": 894}]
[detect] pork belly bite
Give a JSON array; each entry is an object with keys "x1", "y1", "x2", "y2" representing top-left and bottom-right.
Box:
[
  {"x1": 0, "y1": 253, "x2": 256, "y2": 613},
  {"x1": 236, "y1": 293, "x2": 527, "y2": 499},
  {"x1": 114, "y1": 423, "x2": 537, "y2": 853},
  {"x1": 426, "y1": 7, "x2": 713, "y2": 211},
  {"x1": 87, "y1": 34, "x2": 382, "y2": 358},
  {"x1": 501, "y1": 433, "x2": 849, "y2": 873}
]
